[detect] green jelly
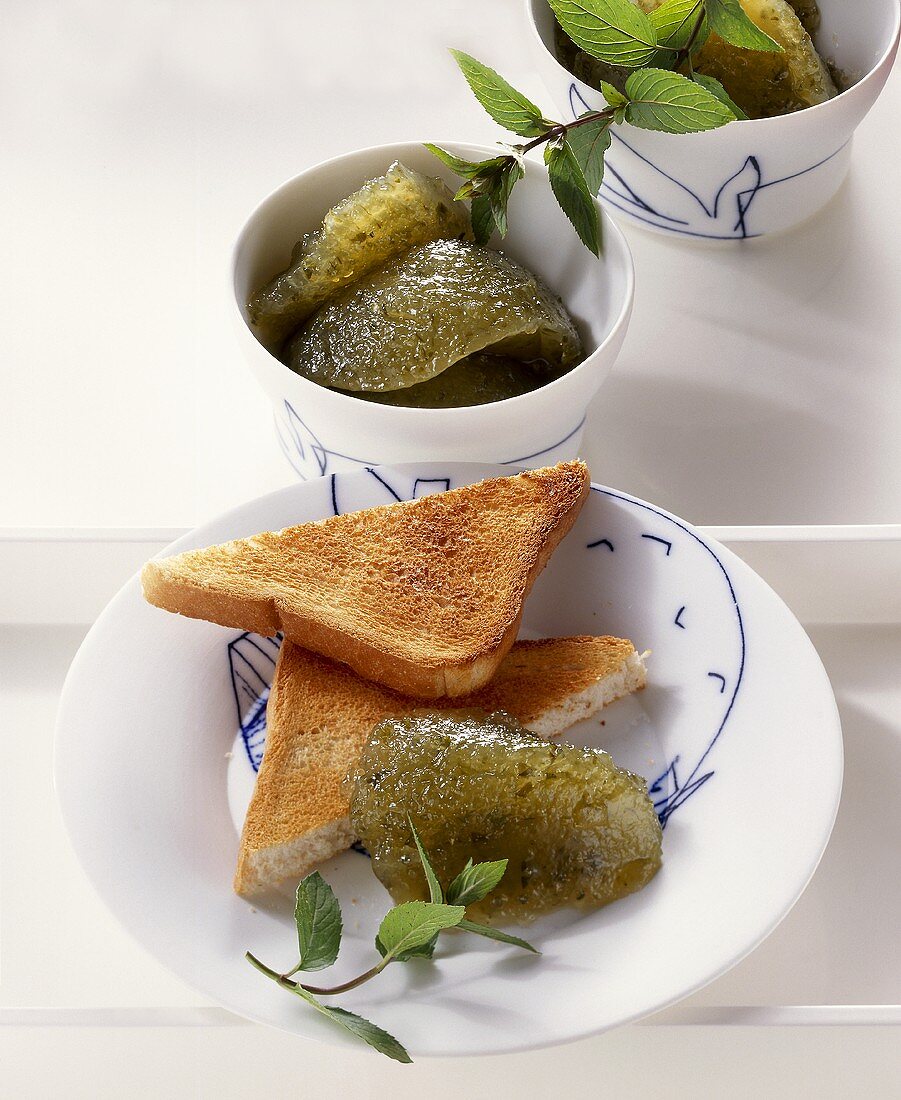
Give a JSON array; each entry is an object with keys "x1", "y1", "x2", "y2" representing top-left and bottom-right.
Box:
[
  {"x1": 348, "y1": 711, "x2": 662, "y2": 925},
  {"x1": 345, "y1": 352, "x2": 570, "y2": 409},
  {"x1": 247, "y1": 162, "x2": 472, "y2": 345},
  {"x1": 285, "y1": 238, "x2": 582, "y2": 393}
]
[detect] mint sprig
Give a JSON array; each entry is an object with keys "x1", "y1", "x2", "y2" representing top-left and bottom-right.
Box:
[
  {"x1": 428, "y1": 143, "x2": 524, "y2": 244},
  {"x1": 430, "y1": 0, "x2": 784, "y2": 252},
  {"x1": 245, "y1": 952, "x2": 412, "y2": 1063},
  {"x1": 246, "y1": 821, "x2": 538, "y2": 1062},
  {"x1": 406, "y1": 818, "x2": 539, "y2": 953}
]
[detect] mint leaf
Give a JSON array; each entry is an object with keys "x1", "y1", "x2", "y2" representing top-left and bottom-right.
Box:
[
  {"x1": 290, "y1": 982, "x2": 411, "y2": 1063},
  {"x1": 447, "y1": 860, "x2": 508, "y2": 907},
  {"x1": 463, "y1": 158, "x2": 524, "y2": 240},
  {"x1": 545, "y1": 139, "x2": 601, "y2": 256},
  {"x1": 376, "y1": 901, "x2": 466, "y2": 962},
  {"x1": 294, "y1": 872, "x2": 342, "y2": 972},
  {"x1": 691, "y1": 73, "x2": 749, "y2": 120},
  {"x1": 649, "y1": 0, "x2": 708, "y2": 52},
  {"x1": 245, "y1": 951, "x2": 411, "y2": 1062},
  {"x1": 624, "y1": 68, "x2": 736, "y2": 132},
  {"x1": 374, "y1": 928, "x2": 439, "y2": 962},
  {"x1": 705, "y1": 0, "x2": 782, "y2": 52},
  {"x1": 408, "y1": 818, "x2": 443, "y2": 903},
  {"x1": 470, "y1": 194, "x2": 494, "y2": 245},
  {"x1": 458, "y1": 919, "x2": 540, "y2": 954},
  {"x1": 432, "y1": 153, "x2": 522, "y2": 243},
  {"x1": 548, "y1": 0, "x2": 658, "y2": 69},
  {"x1": 401, "y1": 818, "x2": 445, "y2": 957},
  {"x1": 487, "y1": 159, "x2": 523, "y2": 238},
  {"x1": 600, "y1": 80, "x2": 628, "y2": 108},
  {"x1": 399, "y1": 933, "x2": 440, "y2": 960},
  {"x1": 565, "y1": 114, "x2": 612, "y2": 196},
  {"x1": 424, "y1": 144, "x2": 496, "y2": 180},
  {"x1": 321, "y1": 1006, "x2": 412, "y2": 1063},
  {"x1": 449, "y1": 50, "x2": 551, "y2": 137},
  {"x1": 452, "y1": 179, "x2": 478, "y2": 201}
]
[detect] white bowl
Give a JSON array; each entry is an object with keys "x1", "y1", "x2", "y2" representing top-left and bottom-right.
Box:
[
  {"x1": 231, "y1": 141, "x2": 634, "y2": 480},
  {"x1": 54, "y1": 463, "x2": 843, "y2": 1056},
  {"x1": 526, "y1": 0, "x2": 901, "y2": 240}
]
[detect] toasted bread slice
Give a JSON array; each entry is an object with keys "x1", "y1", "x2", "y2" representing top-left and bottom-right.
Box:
[
  {"x1": 234, "y1": 635, "x2": 646, "y2": 898},
  {"x1": 142, "y1": 462, "x2": 589, "y2": 698}
]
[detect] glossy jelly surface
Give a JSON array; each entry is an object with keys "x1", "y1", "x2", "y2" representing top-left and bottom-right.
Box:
[
  {"x1": 348, "y1": 711, "x2": 663, "y2": 924},
  {"x1": 248, "y1": 162, "x2": 471, "y2": 343},
  {"x1": 346, "y1": 352, "x2": 570, "y2": 408},
  {"x1": 695, "y1": 0, "x2": 836, "y2": 118},
  {"x1": 286, "y1": 239, "x2": 583, "y2": 392}
]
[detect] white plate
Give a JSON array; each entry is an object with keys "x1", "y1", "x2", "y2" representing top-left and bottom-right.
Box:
[{"x1": 54, "y1": 463, "x2": 842, "y2": 1057}]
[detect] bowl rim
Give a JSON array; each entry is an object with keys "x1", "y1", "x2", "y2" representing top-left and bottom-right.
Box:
[
  {"x1": 230, "y1": 138, "x2": 635, "y2": 420},
  {"x1": 524, "y1": 0, "x2": 901, "y2": 130}
]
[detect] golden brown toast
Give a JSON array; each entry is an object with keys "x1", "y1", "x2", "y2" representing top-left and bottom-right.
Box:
[
  {"x1": 234, "y1": 635, "x2": 646, "y2": 898},
  {"x1": 142, "y1": 462, "x2": 589, "y2": 698}
]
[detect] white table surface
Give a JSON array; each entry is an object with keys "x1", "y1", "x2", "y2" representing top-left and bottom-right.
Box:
[{"x1": 4, "y1": 2, "x2": 901, "y2": 1096}]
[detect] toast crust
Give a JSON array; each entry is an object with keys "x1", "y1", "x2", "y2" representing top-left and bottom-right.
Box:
[
  {"x1": 142, "y1": 462, "x2": 590, "y2": 698},
  {"x1": 234, "y1": 636, "x2": 646, "y2": 897}
]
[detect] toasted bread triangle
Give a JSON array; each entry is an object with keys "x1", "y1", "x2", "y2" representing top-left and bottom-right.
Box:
[
  {"x1": 234, "y1": 636, "x2": 647, "y2": 898},
  {"x1": 142, "y1": 462, "x2": 589, "y2": 697}
]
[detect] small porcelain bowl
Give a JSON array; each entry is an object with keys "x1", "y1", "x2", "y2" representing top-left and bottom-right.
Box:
[
  {"x1": 231, "y1": 141, "x2": 634, "y2": 480},
  {"x1": 526, "y1": 0, "x2": 900, "y2": 240}
]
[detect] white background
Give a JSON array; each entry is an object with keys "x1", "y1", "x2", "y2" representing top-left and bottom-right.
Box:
[
  {"x1": 3, "y1": 1, "x2": 900, "y2": 1096},
  {"x1": 5, "y1": 0, "x2": 901, "y2": 531}
]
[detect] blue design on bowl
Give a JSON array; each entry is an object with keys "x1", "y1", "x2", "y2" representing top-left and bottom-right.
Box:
[
  {"x1": 569, "y1": 84, "x2": 847, "y2": 240},
  {"x1": 275, "y1": 400, "x2": 357, "y2": 480},
  {"x1": 276, "y1": 398, "x2": 587, "y2": 480}
]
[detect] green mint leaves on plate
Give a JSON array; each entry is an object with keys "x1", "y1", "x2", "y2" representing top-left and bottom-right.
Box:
[
  {"x1": 446, "y1": 855, "x2": 507, "y2": 906},
  {"x1": 246, "y1": 819, "x2": 538, "y2": 1063},
  {"x1": 294, "y1": 870, "x2": 342, "y2": 971},
  {"x1": 429, "y1": 0, "x2": 782, "y2": 253}
]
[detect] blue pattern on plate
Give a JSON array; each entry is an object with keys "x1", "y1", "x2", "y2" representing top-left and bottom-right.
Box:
[
  {"x1": 227, "y1": 472, "x2": 745, "y2": 826},
  {"x1": 587, "y1": 486, "x2": 746, "y2": 825},
  {"x1": 568, "y1": 83, "x2": 847, "y2": 240},
  {"x1": 227, "y1": 632, "x2": 281, "y2": 772}
]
